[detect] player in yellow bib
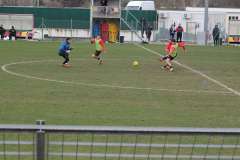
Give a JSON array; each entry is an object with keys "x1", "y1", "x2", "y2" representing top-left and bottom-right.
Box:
[
  {"x1": 160, "y1": 39, "x2": 186, "y2": 71},
  {"x1": 91, "y1": 35, "x2": 106, "y2": 64}
]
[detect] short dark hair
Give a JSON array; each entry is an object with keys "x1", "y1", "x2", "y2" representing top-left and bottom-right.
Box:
[{"x1": 66, "y1": 37, "x2": 71, "y2": 43}]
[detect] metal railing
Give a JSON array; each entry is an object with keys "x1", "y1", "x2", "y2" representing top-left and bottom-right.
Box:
[
  {"x1": 92, "y1": 6, "x2": 120, "y2": 18},
  {"x1": 1, "y1": 122, "x2": 240, "y2": 160},
  {"x1": 121, "y1": 10, "x2": 144, "y2": 42}
]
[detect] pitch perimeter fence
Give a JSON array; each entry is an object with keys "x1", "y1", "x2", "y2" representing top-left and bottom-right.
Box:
[{"x1": 1, "y1": 123, "x2": 240, "y2": 160}]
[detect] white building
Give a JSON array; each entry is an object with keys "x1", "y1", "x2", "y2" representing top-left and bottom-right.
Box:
[{"x1": 156, "y1": 7, "x2": 240, "y2": 44}]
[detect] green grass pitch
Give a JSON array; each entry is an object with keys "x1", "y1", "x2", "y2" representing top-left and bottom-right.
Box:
[{"x1": 0, "y1": 40, "x2": 240, "y2": 127}]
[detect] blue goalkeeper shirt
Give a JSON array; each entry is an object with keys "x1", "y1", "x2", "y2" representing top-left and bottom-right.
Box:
[{"x1": 59, "y1": 41, "x2": 70, "y2": 53}]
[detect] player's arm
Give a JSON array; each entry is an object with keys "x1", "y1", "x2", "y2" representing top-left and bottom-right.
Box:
[
  {"x1": 99, "y1": 40, "x2": 106, "y2": 52},
  {"x1": 90, "y1": 38, "x2": 95, "y2": 44},
  {"x1": 168, "y1": 45, "x2": 176, "y2": 55},
  {"x1": 65, "y1": 44, "x2": 70, "y2": 51},
  {"x1": 165, "y1": 42, "x2": 172, "y2": 53},
  {"x1": 164, "y1": 45, "x2": 169, "y2": 53},
  {"x1": 67, "y1": 45, "x2": 73, "y2": 51},
  {"x1": 168, "y1": 48, "x2": 174, "y2": 55},
  {"x1": 64, "y1": 43, "x2": 72, "y2": 53},
  {"x1": 178, "y1": 42, "x2": 186, "y2": 53},
  {"x1": 164, "y1": 43, "x2": 169, "y2": 53}
]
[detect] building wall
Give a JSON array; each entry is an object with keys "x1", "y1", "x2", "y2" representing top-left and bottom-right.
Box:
[
  {"x1": 0, "y1": 0, "x2": 90, "y2": 7},
  {"x1": 121, "y1": 0, "x2": 240, "y2": 9},
  {"x1": 0, "y1": 0, "x2": 33, "y2": 6},
  {"x1": 0, "y1": 7, "x2": 157, "y2": 30},
  {"x1": 0, "y1": 7, "x2": 90, "y2": 29},
  {"x1": 156, "y1": 8, "x2": 240, "y2": 44}
]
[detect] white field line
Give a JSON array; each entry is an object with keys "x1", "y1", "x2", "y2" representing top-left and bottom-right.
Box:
[
  {"x1": 135, "y1": 43, "x2": 240, "y2": 97},
  {"x1": 1, "y1": 60, "x2": 233, "y2": 95}
]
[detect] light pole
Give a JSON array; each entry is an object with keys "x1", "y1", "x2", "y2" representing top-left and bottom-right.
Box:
[
  {"x1": 204, "y1": 0, "x2": 209, "y2": 45},
  {"x1": 90, "y1": 0, "x2": 93, "y2": 37}
]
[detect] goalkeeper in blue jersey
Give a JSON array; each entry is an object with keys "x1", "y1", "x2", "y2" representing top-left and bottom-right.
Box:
[{"x1": 58, "y1": 38, "x2": 73, "y2": 67}]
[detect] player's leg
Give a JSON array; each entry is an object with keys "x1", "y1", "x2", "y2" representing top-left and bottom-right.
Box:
[
  {"x1": 160, "y1": 55, "x2": 170, "y2": 69},
  {"x1": 92, "y1": 50, "x2": 100, "y2": 59},
  {"x1": 58, "y1": 52, "x2": 65, "y2": 65},
  {"x1": 179, "y1": 33, "x2": 182, "y2": 42},
  {"x1": 166, "y1": 58, "x2": 173, "y2": 71},
  {"x1": 160, "y1": 54, "x2": 169, "y2": 62},
  {"x1": 176, "y1": 33, "x2": 179, "y2": 42},
  {"x1": 216, "y1": 37, "x2": 220, "y2": 46},
  {"x1": 63, "y1": 54, "x2": 69, "y2": 64},
  {"x1": 97, "y1": 52, "x2": 103, "y2": 64},
  {"x1": 62, "y1": 53, "x2": 70, "y2": 67},
  {"x1": 161, "y1": 56, "x2": 174, "y2": 71},
  {"x1": 170, "y1": 33, "x2": 174, "y2": 40},
  {"x1": 93, "y1": 51, "x2": 103, "y2": 64}
]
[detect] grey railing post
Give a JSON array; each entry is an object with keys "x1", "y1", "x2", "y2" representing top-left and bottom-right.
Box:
[
  {"x1": 36, "y1": 120, "x2": 45, "y2": 160},
  {"x1": 70, "y1": 18, "x2": 73, "y2": 38},
  {"x1": 41, "y1": 17, "x2": 44, "y2": 40}
]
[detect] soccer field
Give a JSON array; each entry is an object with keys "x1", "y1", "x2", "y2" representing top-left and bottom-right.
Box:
[{"x1": 0, "y1": 40, "x2": 240, "y2": 127}]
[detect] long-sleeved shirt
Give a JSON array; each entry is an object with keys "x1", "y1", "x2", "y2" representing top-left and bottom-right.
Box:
[{"x1": 59, "y1": 41, "x2": 71, "y2": 53}]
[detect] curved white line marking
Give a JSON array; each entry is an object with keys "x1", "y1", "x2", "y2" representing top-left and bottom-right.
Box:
[
  {"x1": 1, "y1": 60, "x2": 232, "y2": 95},
  {"x1": 135, "y1": 43, "x2": 240, "y2": 96}
]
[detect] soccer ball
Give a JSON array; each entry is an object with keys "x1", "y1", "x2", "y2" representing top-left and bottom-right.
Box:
[{"x1": 132, "y1": 61, "x2": 139, "y2": 66}]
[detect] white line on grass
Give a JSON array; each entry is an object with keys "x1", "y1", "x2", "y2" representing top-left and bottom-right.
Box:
[
  {"x1": 1, "y1": 60, "x2": 232, "y2": 95},
  {"x1": 135, "y1": 43, "x2": 240, "y2": 97}
]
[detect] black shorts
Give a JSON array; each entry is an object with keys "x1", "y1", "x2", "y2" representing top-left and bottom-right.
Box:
[
  {"x1": 95, "y1": 50, "x2": 102, "y2": 57},
  {"x1": 162, "y1": 55, "x2": 175, "y2": 61},
  {"x1": 58, "y1": 51, "x2": 69, "y2": 57}
]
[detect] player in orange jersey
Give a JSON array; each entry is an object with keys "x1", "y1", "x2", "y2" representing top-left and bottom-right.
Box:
[
  {"x1": 160, "y1": 39, "x2": 186, "y2": 71},
  {"x1": 91, "y1": 35, "x2": 106, "y2": 64}
]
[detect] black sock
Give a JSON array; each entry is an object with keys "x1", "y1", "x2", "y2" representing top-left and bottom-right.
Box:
[{"x1": 63, "y1": 59, "x2": 69, "y2": 64}]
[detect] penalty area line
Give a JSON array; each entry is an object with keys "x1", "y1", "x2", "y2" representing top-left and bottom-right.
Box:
[
  {"x1": 0, "y1": 60, "x2": 232, "y2": 95},
  {"x1": 134, "y1": 43, "x2": 240, "y2": 97}
]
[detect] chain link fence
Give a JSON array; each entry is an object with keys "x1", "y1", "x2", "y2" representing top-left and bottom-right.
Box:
[{"x1": 33, "y1": 17, "x2": 90, "y2": 40}]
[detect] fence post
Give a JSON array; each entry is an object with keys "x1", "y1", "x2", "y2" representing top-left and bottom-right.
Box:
[
  {"x1": 36, "y1": 120, "x2": 45, "y2": 160},
  {"x1": 131, "y1": 21, "x2": 134, "y2": 42},
  {"x1": 41, "y1": 17, "x2": 44, "y2": 40},
  {"x1": 70, "y1": 18, "x2": 73, "y2": 38}
]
